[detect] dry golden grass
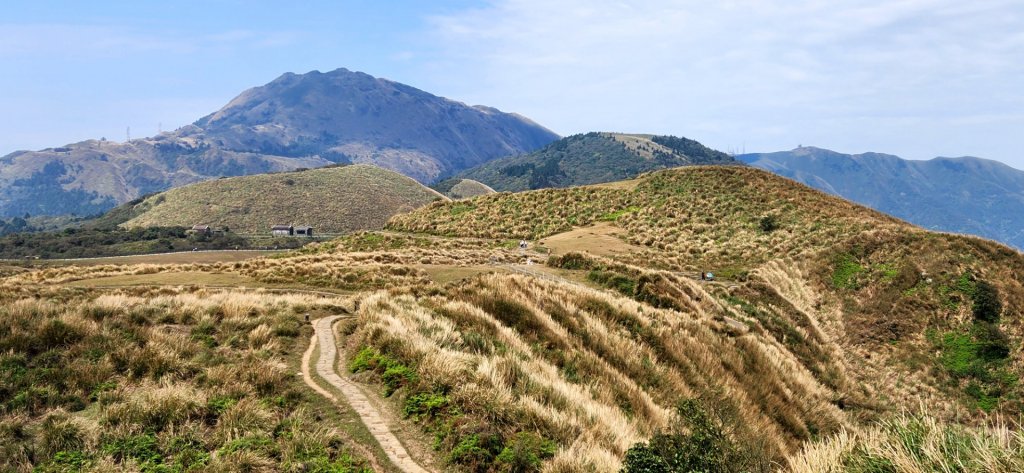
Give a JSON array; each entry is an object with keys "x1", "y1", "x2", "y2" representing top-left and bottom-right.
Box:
[
  {"x1": 346, "y1": 272, "x2": 855, "y2": 471},
  {"x1": 0, "y1": 286, "x2": 368, "y2": 472},
  {"x1": 8, "y1": 165, "x2": 1024, "y2": 472},
  {"x1": 785, "y1": 413, "x2": 1024, "y2": 473},
  {"x1": 389, "y1": 166, "x2": 905, "y2": 272}
]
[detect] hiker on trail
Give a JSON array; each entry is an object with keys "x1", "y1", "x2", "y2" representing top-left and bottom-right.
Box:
[
  {"x1": 526, "y1": 257, "x2": 533, "y2": 265},
  {"x1": 701, "y1": 271, "x2": 706, "y2": 281}
]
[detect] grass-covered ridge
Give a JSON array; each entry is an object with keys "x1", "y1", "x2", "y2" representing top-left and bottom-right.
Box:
[
  {"x1": 116, "y1": 164, "x2": 446, "y2": 234},
  {"x1": 450, "y1": 132, "x2": 738, "y2": 192},
  {"x1": 390, "y1": 165, "x2": 903, "y2": 270}
]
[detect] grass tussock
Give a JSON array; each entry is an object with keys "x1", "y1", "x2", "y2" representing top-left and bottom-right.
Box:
[{"x1": 785, "y1": 413, "x2": 1024, "y2": 473}]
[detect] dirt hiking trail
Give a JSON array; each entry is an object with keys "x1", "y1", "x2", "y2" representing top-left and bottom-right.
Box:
[{"x1": 303, "y1": 316, "x2": 434, "y2": 473}]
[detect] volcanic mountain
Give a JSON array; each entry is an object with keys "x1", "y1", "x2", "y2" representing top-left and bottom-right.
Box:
[{"x1": 0, "y1": 68, "x2": 558, "y2": 217}]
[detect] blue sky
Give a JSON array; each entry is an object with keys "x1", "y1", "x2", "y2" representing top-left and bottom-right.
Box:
[{"x1": 2, "y1": 0, "x2": 1022, "y2": 168}]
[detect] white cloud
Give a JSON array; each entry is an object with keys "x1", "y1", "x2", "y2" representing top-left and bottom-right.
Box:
[{"x1": 421, "y1": 0, "x2": 1024, "y2": 165}]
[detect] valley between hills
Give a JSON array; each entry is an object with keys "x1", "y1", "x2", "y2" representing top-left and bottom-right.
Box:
[{"x1": 3, "y1": 165, "x2": 1024, "y2": 472}]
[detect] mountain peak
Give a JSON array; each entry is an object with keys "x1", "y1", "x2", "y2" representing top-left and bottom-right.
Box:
[{"x1": 0, "y1": 67, "x2": 558, "y2": 217}]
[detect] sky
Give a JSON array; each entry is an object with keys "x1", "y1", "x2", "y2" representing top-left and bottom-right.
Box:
[{"x1": 1, "y1": 0, "x2": 1022, "y2": 168}]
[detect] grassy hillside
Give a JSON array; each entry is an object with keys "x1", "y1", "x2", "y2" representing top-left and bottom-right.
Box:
[
  {"x1": 432, "y1": 178, "x2": 497, "y2": 200},
  {"x1": 7, "y1": 164, "x2": 1024, "y2": 471},
  {"x1": 386, "y1": 165, "x2": 1024, "y2": 467},
  {"x1": 741, "y1": 146, "x2": 1024, "y2": 250},
  {"x1": 453, "y1": 132, "x2": 737, "y2": 192},
  {"x1": 0, "y1": 286, "x2": 373, "y2": 472},
  {"x1": 117, "y1": 164, "x2": 446, "y2": 234}
]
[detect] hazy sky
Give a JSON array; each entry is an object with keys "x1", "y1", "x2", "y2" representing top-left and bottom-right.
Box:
[{"x1": 2, "y1": 0, "x2": 1022, "y2": 168}]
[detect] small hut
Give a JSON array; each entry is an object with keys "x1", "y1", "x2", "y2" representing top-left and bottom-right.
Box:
[
  {"x1": 190, "y1": 224, "x2": 212, "y2": 235},
  {"x1": 271, "y1": 224, "x2": 294, "y2": 236},
  {"x1": 294, "y1": 226, "x2": 314, "y2": 237}
]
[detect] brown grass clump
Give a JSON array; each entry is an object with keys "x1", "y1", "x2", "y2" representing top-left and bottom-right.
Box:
[{"x1": 785, "y1": 413, "x2": 1024, "y2": 473}]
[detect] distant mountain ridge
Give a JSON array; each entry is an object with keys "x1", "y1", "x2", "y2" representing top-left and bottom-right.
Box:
[
  {"x1": 0, "y1": 68, "x2": 558, "y2": 217},
  {"x1": 448, "y1": 132, "x2": 738, "y2": 192},
  {"x1": 739, "y1": 146, "x2": 1024, "y2": 249}
]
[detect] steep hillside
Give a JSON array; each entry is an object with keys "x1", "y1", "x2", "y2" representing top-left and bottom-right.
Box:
[
  {"x1": 117, "y1": 164, "x2": 446, "y2": 234},
  {"x1": 452, "y1": 132, "x2": 737, "y2": 192},
  {"x1": 432, "y1": 178, "x2": 497, "y2": 199},
  {"x1": 740, "y1": 146, "x2": 1024, "y2": 249},
  {"x1": 0, "y1": 68, "x2": 557, "y2": 217},
  {"x1": 389, "y1": 166, "x2": 1024, "y2": 453}
]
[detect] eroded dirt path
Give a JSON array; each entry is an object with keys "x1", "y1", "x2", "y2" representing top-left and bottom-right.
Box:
[{"x1": 305, "y1": 316, "x2": 433, "y2": 473}]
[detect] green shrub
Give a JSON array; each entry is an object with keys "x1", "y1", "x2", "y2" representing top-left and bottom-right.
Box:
[
  {"x1": 972, "y1": 280, "x2": 1002, "y2": 323},
  {"x1": 758, "y1": 215, "x2": 778, "y2": 233},
  {"x1": 348, "y1": 347, "x2": 379, "y2": 373},
  {"x1": 449, "y1": 433, "x2": 504, "y2": 472},
  {"x1": 403, "y1": 392, "x2": 449, "y2": 422},
  {"x1": 381, "y1": 363, "x2": 416, "y2": 396},
  {"x1": 349, "y1": 346, "x2": 416, "y2": 396},
  {"x1": 494, "y1": 432, "x2": 556, "y2": 473},
  {"x1": 620, "y1": 397, "x2": 771, "y2": 473},
  {"x1": 35, "y1": 450, "x2": 91, "y2": 473},
  {"x1": 102, "y1": 433, "x2": 161, "y2": 464}
]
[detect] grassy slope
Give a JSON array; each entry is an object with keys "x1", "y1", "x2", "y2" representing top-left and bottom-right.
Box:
[
  {"x1": 452, "y1": 132, "x2": 737, "y2": 192},
  {"x1": 8, "y1": 165, "x2": 1024, "y2": 472},
  {"x1": 119, "y1": 164, "x2": 446, "y2": 234},
  {"x1": 385, "y1": 165, "x2": 1024, "y2": 467},
  {"x1": 432, "y1": 179, "x2": 497, "y2": 200},
  {"x1": 0, "y1": 286, "x2": 372, "y2": 472}
]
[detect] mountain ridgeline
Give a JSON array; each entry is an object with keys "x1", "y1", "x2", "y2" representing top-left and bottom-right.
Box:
[
  {"x1": 447, "y1": 132, "x2": 738, "y2": 192},
  {"x1": 740, "y1": 147, "x2": 1024, "y2": 249},
  {"x1": 0, "y1": 68, "x2": 557, "y2": 217}
]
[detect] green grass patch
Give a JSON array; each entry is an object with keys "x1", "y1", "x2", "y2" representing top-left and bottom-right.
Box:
[
  {"x1": 599, "y1": 206, "x2": 640, "y2": 222},
  {"x1": 349, "y1": 346, "x2": 416, "y2": 396},
  {"x1": 831, "y1": 253, "x2": 863, "y2": 289}
]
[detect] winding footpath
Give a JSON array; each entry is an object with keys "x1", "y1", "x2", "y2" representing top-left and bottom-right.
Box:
[{"x1": 303, "y1": 316, "x2": 433, "y2": 473}]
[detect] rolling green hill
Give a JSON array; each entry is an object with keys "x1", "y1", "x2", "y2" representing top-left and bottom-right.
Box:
[
  {"x1": 115, "y1": 164, "x2": 446, "y2": 234},
  {"x1": 452, "y1": 132, "x2": 737, "y2": 191},
  {"x1": 431, "y1": 178, "x2": 497, "y2": 199}
]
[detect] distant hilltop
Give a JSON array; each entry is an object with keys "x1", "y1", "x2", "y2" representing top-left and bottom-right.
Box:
[{"x1": 96, "y1": 164, "x2": 446, "y2": 235}]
